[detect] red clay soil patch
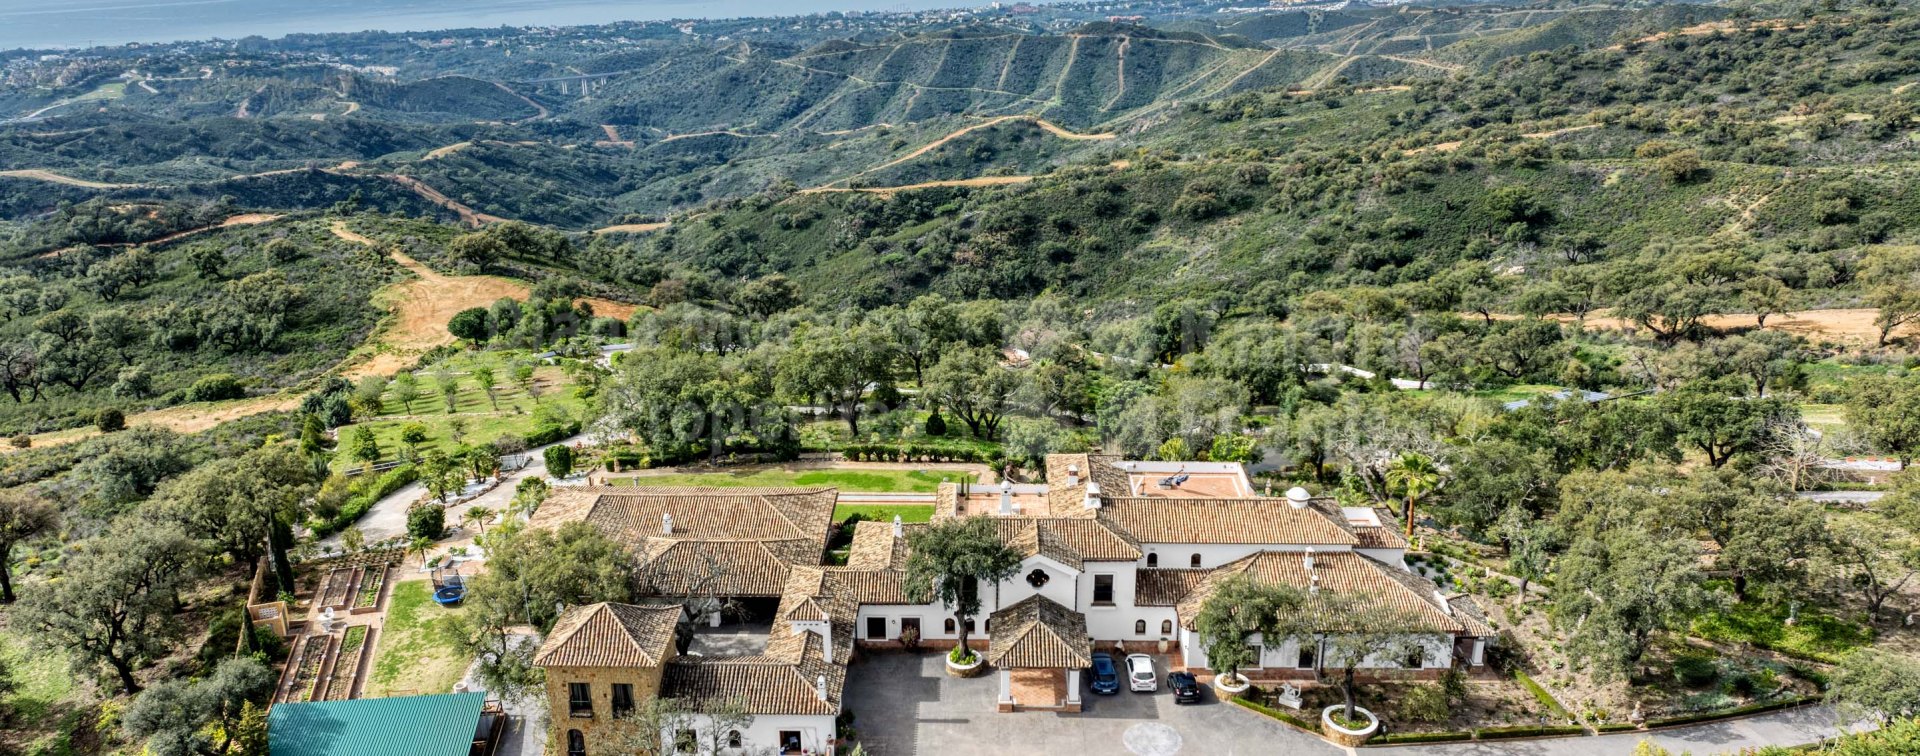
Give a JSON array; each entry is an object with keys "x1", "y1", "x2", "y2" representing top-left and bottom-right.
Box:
[{"x1": 331, "y1": 221, "x2": 637, "y2": 378}]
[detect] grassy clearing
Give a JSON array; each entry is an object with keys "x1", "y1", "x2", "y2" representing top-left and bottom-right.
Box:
[
  {"x1": 1799, "y1": 403, "x2": 1848, "y2": 434},
  {"x1": 611, "y1": 468, "x2": 972, "y2": 493},
  {"x1": 833, "y1": 504, "x2": 936, "y2": 523},
  {"x1": 331, "y1": 361, "x2": 584, "y2": 473},
  {"x1": 364, "y1": 580, "x2": 469, "y2": 698},
  {"x1": 0, "y1": 627, "x2": 74, "y2": 721},
  {"x1": 1691, "y1": 599, "x2": 1873, "y2": 663}
]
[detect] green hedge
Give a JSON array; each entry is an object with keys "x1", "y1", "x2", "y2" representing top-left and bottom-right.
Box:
[
  {"x1": 1597, "y1": 722, "x2": 1642, "y2": 733},
  {"x1": 1514, "y1": 670, "x2": 1573, "y2": 720},
  {"x1": 522, "y1": 420, "x2": 581, "y2": 449},
  {"x1": 840, "y1": 443, "x2": 999, "y2": 464},
  {"x1": 1368, "y1": 730, "x2": 1475, "y2": 744},
  {"x1": 1644, "y1": 696, "x2": 1815, "y2": 729},
  {"x1": 1229, "y1": 695, "x2": 1319, "y2": 732},
  {"x1": 311, "y1": 464, "x2": 418, "y2": 538},
  {"x1": 1473, "y1": 724, "x2": 1588, "y2": 740}
]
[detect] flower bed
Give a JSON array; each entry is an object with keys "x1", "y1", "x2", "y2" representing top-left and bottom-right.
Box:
[
  {"x1": 325, "y1": 626, "x2": 368, "y2": 701},
  {"x1": 289, "y1": 635, "x2": 330, "y2": 703},
  {"x1": 353, "y1": 566, "x2": 387, "y2": 612}
]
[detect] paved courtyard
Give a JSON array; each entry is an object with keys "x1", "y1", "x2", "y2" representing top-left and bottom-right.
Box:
[
  {"x1": 842, "y1": 652, "x2": 1343, "y2": 756},
  {"x1": 841, "y1": 652, "x2": 1869, "y2": 756}
]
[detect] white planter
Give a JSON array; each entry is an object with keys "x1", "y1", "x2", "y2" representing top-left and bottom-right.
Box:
[
  {"x1": 945, "y1": 652, "x2": 986, "y2": 678},
  {"x1": 1321, "y1": 705, "x2": 1379, "y2": 746},
  {"x1": 1213, "y1": 672, "x2": 1251, "y2": 694}
]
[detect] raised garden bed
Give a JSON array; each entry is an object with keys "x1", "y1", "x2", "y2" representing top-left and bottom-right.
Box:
[
  {"x1": 325, "y1": 626, "x2": 369, "y2": 701},
  {"x1": 288, "y1": 635, "x2": 331, "y2": 703},
  {"x1": 352, "y1": 566, "x2": 387, "y2": 614},
  {"x1": 321, "y1": 568, "x2": 359, "y2": 609}
]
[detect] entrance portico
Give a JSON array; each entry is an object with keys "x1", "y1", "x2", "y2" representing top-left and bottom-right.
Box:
[{"x1": 985, "y1": 594, "x2": 1091, "y2": 713}]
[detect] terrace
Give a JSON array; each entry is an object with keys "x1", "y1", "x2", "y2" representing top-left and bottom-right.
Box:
[{"x1": 270, "y1": 550, "x2": 403, "y2": 705}]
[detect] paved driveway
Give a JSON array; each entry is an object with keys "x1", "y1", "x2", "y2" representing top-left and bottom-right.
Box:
[
  {"x1": 842, "y1": 653, "x2": 1868, "y2": 756},
  {"x1": 842, "y1": 652, "x2": 1344, "y2": 756}
]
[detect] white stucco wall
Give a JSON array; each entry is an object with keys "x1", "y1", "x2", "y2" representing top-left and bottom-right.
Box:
[
  {"x1": 986, "y1": 554, "x2": 1082, "y2": 613},
  {"x1": 1182, "y1": 630, "x2": 1456, "y2": 672},
  {"x1": 1139, "y1": 543, "x2": 1354, "y2": 571},
  {"x1": 638, "y1": 712, "x2": 835, "y2": 756},
  {"x1": 854, "y1": 602, "x2": 956, "y2": 641}
]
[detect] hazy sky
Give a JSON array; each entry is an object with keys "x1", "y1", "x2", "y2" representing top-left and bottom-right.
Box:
[{"x1": 0, "y1": 0, "x2": 981, "y2": 50}]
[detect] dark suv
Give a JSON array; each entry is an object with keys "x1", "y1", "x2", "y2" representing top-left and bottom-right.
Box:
[
  {"x1": 1089, "y1": 653, "x2": 1121, "y2": 695},
  {"x1": 1168, "y1": 671, "x2": 1202, "y2": 704}
]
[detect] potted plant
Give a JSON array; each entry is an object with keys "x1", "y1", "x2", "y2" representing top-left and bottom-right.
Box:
[
  {"x1": 945, "y1": 645, "x2": 985, "y2": 677},
  {"x1": 899, "y1": 623, "x2": 920, "y2": 651}
]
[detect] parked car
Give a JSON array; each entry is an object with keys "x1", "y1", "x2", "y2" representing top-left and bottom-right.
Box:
[
  {"x1": 1126, "y1": 654, "x2": 1158, "y2": 692},
  {"x1": 1088, "y1": 653, "x2": 1120, "y2": 695},
  {"x1": 1168, "y1": 671, "x2": 1202, "y2": 704}
]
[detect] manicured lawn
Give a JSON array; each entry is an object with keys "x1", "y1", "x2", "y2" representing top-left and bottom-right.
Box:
[
  {"x1": 1799, "y1": 403, "x2": 1848, "y2": 434},
  {"x1": 1691, "y1": 599, "x2": 1873, "y2": 663},
  {"x1": 0, "y1": 627, "x2": 73, "y2": 720},
  {"x1": 612, "y1": 469, "x2": 973, "y2": 493},
  {"x1": 833, "y1": 504, "x2": 935, "y2": 523},
  {"x1": 364, "y1": 580, "x2": 470, "y2": 698},
  {"x1": 1469, "y1": 384, "x2": 1565, "y2": 404}
]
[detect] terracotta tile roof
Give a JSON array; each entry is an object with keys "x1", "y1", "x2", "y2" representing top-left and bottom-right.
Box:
[
  {"x1": 533, "y1": 487, "x2": 836, "y2": 599},
  {"x1": 822, "y1": 568, "x2": 913, "y2": 605},
  {"x1": 1175, "y1": 551, "x2": 1470, "y2": 635},
  {"x1": 1135, "y1": 568, "x2": 1210, "y2": 607},
  {"x1": 1043, "y1": 453, "x2": 1129, "y2": 513},
  {"x1": 1353, "y1": 524, "x2": 1408, "y2": 549},
  {"x1": 1099, "y1": 497, "x2": 1359, "y2": 546},
  {"x1": 986, "y1": 594, "x2": 1091, "y2": 669},
  {"x1": 992, "y1": 517, "x2": 1141, "y2": 568},
  {"x1": 662, "y1": 632, "x2": 844, "y2": 716},
  {"x1": 532, "y1": 602, "x2": 683, "y2": 668},
  {"x1": 846, "y1": 520, "x2": 918, "y2": 570}
]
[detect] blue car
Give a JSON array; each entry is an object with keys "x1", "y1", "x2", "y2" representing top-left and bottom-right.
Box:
[{"x1": 1089, "y1": 653, "x2": 1120, "y2": 695}]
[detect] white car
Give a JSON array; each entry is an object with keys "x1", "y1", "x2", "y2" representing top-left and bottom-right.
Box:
[{"x1": 1125, "y1": 654, "x2": 1158, "y2": 692}]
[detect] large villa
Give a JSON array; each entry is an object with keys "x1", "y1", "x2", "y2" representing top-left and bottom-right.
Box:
[{"x1": 526, "y1": 455, "x2": 1494, "y2": 755}]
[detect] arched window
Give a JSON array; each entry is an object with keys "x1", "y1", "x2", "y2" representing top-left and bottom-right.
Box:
[
  {"x1": 944, "y1": 618, "x2": 956, "y2": 634},
  {"x1": 1134, "y1": 620, "x2": 1147, "y2": 635},
  {"x1": 1161, "y1": 620, "x2": 1174, "y2": 635},
  {"x1": 1146, "y1": 553, "x2": 1158, "y2": 567},
  {"x1": 1190, "y1": 554, "x2": 1202, "y2": 569},
  {"x1": 566, "y1": 730, "x2": 585, "y2": 756},
  {"x1": 728, "y1": 731, "x2": 742, "y2": 748}
]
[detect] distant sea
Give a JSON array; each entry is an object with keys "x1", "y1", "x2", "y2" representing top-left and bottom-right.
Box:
[{"x1": 0, "y1": 0, "x2": 984, "y2": 51}]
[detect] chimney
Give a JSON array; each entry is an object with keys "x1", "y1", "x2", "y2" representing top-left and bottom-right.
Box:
[
  {"x1": 999, "y1": 481, "x2": 1013, "y2": 516},
  {"x1": 892, "y1": 514, "x2": 903, "y2": 538},
  {"x1": 1303, "y1": 547, "x2": 1315, "y2": 572},
  {"x1": 820, "y1": 613, "x2": 833, "y2": 663},
  {"x1": 816, "y1": 674, "x2": 828, "y2": 702},
  {"x1": 662, "y1": 512, "x2": 674, "y2": 534},
  {"x1": 1309, "y1": 574, "x2": 1321, "y2": 595},
  {"x1": 1083, "y1": 481, "x2": 1103, "y2": 510},
  {"x1": 1286, "y1": 487, "x2": 1311, "y2": 510},
  {"x1": 1066, "y1": 463, "x2": 1080, "y2": 487}
]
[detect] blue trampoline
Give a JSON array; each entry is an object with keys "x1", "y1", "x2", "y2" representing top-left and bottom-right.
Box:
[{"x1": 431, "y1": 568, "x2": 466, "y2": 606}]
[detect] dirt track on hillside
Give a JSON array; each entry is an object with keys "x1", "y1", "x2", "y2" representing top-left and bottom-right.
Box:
[
  {"x1": 331, "y1": 221, "x2": 638, "y2": 378},
  {"x1": 0, "y1": 169, "x2": 145, "y2": 189}
]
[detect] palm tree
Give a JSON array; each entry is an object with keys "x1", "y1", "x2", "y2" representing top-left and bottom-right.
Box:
[
  {"x1": 409, "y1": 536, "x2": 435, "y2": 568},
  {"x1": 1385, "y1": 452, "x2": 1444, "y2": 539},
  {"x1": 465, "y1": 506, "x2": 497, "y2": 534}
]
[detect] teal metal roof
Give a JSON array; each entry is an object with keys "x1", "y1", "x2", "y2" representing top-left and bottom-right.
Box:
[{"x1": 268, "y1": 692, "x2": 484, "y2": 756}]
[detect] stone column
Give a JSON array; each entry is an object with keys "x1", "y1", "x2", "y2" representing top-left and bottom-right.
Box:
[
  {"x1": 997, "y1": 669, "x2": 1014, "y2": 711},
  {"x1": 1066, "y1": 669, "x2": 1081, "y2": 705}
]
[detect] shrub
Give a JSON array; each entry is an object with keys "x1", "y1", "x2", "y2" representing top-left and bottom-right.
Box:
[
  {"x1": 925, "y1": 411, "x2": 947, "y2": 437},
  {"x1": 948, "y1": 646, "x2": 977, "y2": 665},
  {"x1": 544, "y1": 444, "x2": 574, "y2": 478},
  {"x1": 406, "y1": 501, "x2": 445, "y2": 540},
  {"x1": 186, "y1": 373, "x2": 245, "y2": 403},
  {"x1": 9, "y1": 433, "x2": 29, "y2": 448},
  {"x1": 1674, "y1": 655, "x2": 1719, "y2": 688},
  {"x1": 310, "y1": 465, "x2": 418, "y2": 538},
  {"x1": 1397, "y1": 683, "x2": 1450, "y2": 723},
  {"x1": 94, "y1": 408, "x2": 125, "y2": 433}
]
